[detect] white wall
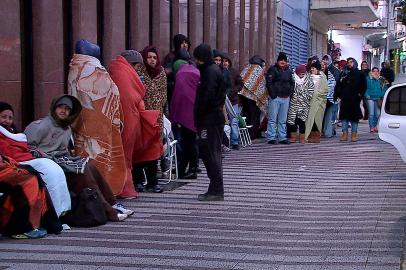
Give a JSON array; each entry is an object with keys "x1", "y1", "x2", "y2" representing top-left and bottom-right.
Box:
[{"x1": 332, "y1": 31, "x2": 364, "y2": 65}]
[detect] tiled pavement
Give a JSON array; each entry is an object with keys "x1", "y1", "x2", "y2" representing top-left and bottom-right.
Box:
[{"x1": 1, "y1": 122, "x2": 406, "y2": 270}]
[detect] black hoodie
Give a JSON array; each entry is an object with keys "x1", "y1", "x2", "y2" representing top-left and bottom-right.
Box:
[{"x1": 193, "y1": 44, "x2": 226, "y2": 127}]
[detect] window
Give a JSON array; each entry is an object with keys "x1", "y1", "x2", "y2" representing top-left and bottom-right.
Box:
[{"x1": 385, "y1": 86, "x2": 406, "y2": 116}]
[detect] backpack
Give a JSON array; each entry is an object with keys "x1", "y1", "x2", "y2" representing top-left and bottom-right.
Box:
[{"x1": 61, "y1": 188, "x2": 107, "y2": 227}]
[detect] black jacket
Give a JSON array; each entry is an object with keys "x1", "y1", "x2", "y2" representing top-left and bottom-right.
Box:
[
  {"x1": 266, "y1": 65, "x2": 295, "y2": 99},
  {"x1": 194, "y1": 62, "x2": 226, "y2": 128},
  {"x1": 334, "y1": 67, "x2": 366, "y2": 121},
  {"x1": 380, "y1": 67, "x2": 395, "y2": 85}
]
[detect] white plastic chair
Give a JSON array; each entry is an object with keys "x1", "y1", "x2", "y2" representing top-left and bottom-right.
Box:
[{"x1": 238, "y1": 117, "x2": 253, "y2": 147}]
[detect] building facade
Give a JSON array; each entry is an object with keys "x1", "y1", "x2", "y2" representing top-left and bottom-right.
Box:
[{"x1": 0, "y1": 0, "x2": 278, "y2": 130}]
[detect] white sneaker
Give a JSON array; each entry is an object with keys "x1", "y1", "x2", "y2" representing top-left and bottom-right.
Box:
[
  {"x1": 117, "y1": 213, "x2": 128, "y2": 221},
  {"x1": 112, "y1": 203, "x2": 134, "y2": 216}
]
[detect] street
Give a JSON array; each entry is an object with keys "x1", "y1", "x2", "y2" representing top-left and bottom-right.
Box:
[{"x1": 1, "y1": 122, "x2": 406, "y2": 270}]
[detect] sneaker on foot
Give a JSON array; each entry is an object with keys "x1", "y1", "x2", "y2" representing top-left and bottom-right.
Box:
[
  {"x1": 279, "y1": 139, "x2": 290, "y2": 145},
  {"x1": 231, "y1": 144, "x2": 241, "y2": 150},
  {"x1": 267, "y1": 140, "x2": 277, "y2": 145},
  {"x1": 117, "y1": 213, "x2": 128, "y2": 221},
  {"x1": 112, "y1": 203, "x2": 134, "y2": 216},
  {"x1": 145, "y1": 185, "x2": 164, "y2": 193}
]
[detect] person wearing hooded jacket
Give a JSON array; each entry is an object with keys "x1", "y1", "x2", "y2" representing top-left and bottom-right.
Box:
[
  {"x1": 334, "y1": 57, "x2": 366, "y2": 142},
  {"x1": 24, "y1": 95, "x2": 133, "y2": 222},
  {"x1": 163, "y1": 34, "x2": 192, "y2": 109},
  {"x1": 265, "y1": 52, "x2": 295, "y2": 144},
  {"x1": 193, "y1": 43, "x2": 226, "y2": 201}
]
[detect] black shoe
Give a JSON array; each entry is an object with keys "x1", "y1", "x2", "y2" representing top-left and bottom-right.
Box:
[
  {"x1": 145, "y1": 185, "x2": 164, "y2": 193},
  {"x1": 196, "y1": 168, "x2": 202, "y2": 173},
  {"x1": 267, "y1": 140, "x2": 277, "y2": 144},
  {"x1": 197, "y1": 193, "x2": 224, "y2": 201},
  {"x1": 279, "y1": 139, "x2": 290, "y2": 144},
  {"x1": 183, "y1": 172, "x2": 197, "y2": 179},
  {"x1": 136, "y1": 184, "x2": 144, "y2": 192},
  {"x1": 231, "y1": 144, "x2": 241, "y2": 150}
]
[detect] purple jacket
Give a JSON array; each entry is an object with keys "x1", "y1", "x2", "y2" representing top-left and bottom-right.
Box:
[{"x1": 170, "y1": 64, "x2": 200, "y2": 132}]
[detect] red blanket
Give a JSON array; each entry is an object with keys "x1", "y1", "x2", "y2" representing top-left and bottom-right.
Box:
[{"x1": 109, "y1": 56, "x2": 163, "y2": 197}]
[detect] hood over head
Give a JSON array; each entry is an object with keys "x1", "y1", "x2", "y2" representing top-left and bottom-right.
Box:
[
  {"x1": 50, "y1": 95, "x2": 82, "y2": 128},
  {"x1": 173, "y1": 34, "x2": 191, "y2": 52},
  {"x1": 193, "y1": 43, "x2": 213, "y2": 64}
]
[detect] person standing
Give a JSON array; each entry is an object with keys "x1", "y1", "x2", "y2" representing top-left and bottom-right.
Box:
[
  {"x1": 305, "y1": 61, "x2": 328, "y2": 143},
  {"x1": 287, "y1": 64, "x2": 314, "y2": 143},
  {"x1": 334, "y1": 58, "x2": 366, "y2": 142},
  {"x1": 266, "y1": 52, "x2": 295, "y2": 144},
  {"x1": 193, "y1": 43, "x2": 226, "y2": 201},
  {"x1": 364, "y1": 67, "x2": 389, "y2": 132},
  {"x1": 380, "y1": 60, "x2": 395, "y2": 87},
  {"x1": 133, "y1": 45, "x2": 167, "y2": 193},
  {"x1": 238, "y1": 55, "x2": 268, "y2": 140}
]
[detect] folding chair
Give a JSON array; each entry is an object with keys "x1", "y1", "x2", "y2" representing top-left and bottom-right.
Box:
[
  {"x1": 160, "y1": 116, "x2": 178, "y2": 184},
  {"x1": 238, "y1": 116, "x2": 253, "y2": 147}
]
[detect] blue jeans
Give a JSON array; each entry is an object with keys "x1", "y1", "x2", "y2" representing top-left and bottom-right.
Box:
[
  {"x1": 342, "y1": 120, "x2": 358, "y2": 133},
  {"x1": 230, "y1": 104, "x2": 240, "y2": 145},
  {"x1": 267, "y1": 97, "x2": 290, "y2": 141},
  {"x1": 366, "y1": 99, "x2": 380, "y2": 128},
  {"x1": 323, "y1": 103, "x2": 337, "y2": 137}
]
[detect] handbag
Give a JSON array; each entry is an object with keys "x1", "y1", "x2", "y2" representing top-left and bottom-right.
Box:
[{"x1": 61, "y1": 188, "x2": 107, "y2": 227}]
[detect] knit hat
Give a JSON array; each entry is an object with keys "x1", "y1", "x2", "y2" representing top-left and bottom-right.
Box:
[
  {"x1": 173, "y1": 59, "x2": 188, "y2": 74},
  {"x1": 277, "y1": 52, "x2": 288, "y2": 62},
  {"x1": 310, "y1": 60, "x2": 322, "y2": 71},
  {"x1": 121, "y1": 50, "x2": 143, "y2": 65},
  {"x1": 295, "y1": 64, "x2": 307, "y2": 75},
  {"x1": 55, "y1": 96, "x2": 73, "y2": 110},
  {"x1": 0, "y1": 102, "x2": 13, "y2": 113},
  {"x1": 193, "y1": 43, "x2": 213, "y2": 63},
  {"x1": 213, "y1": 49, "x2": 225, "y2": 59}
]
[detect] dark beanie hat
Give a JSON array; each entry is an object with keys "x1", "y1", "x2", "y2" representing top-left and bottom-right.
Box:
[
  {"x1": 213, "y1": 49, "x2": 225, "y2": 59},
  {"x1": 310, "y1": 60, "x2": 322, "y2": 71},
  {"x1": 75, "y1": 39, "x2": 101, "y2": 60},
  {"x1": 0, "y1": 102, "x2": 13, "y2": 113},
  {"x1": 277, "y1": 52, "x2": 288, "y2": 62},
  {"x1": 295, "y1": 64, "x2": 307, "y2": 75},
  {"x1": 193, "y1": 43, "x2": 213, "y2": 63}
]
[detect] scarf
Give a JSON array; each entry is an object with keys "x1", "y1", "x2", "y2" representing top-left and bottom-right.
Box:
[{"x1": 141, "y1": 46, "x2": 164, "y2": 79}]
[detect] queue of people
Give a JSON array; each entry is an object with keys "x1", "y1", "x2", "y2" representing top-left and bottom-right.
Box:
[{"x1": 0, "y1": 33, "x2": 393, "y2": 239}]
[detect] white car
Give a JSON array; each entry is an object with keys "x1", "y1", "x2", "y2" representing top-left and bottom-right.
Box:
[{"x1": 378, "y1": 76, "x2": 406, "y2": 162}]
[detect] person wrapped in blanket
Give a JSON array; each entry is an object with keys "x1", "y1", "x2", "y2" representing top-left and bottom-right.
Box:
[
  {"x1": 0, "y1": 153, "x2": 62, "y2": 239},
  {"x1": 0, "y1": 101, "x2": 71, "y2": 217}
]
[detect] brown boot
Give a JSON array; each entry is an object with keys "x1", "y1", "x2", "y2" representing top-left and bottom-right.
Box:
[
  {"x1": 308, "y1": 131, "x2": 320, "y2": 143},
  {"x1": 290, "y1": 132, "x2": 297, "y2": 143},
  {"x1": 340, "y1": 132, "x2": 348, "y2": 142},
  {"x1": 351, "y1": 132, "x2": 358, "y2": 142},
  {"x1": 299, "y1": 133, "x2": 305, "y2": 143}
]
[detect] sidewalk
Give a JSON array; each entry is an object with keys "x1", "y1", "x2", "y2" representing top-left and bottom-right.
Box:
[{"x1": 1, "y1": 122, "x2": 406, "y2": 269}]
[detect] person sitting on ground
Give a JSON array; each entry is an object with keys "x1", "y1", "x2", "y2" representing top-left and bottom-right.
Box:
[
  {"x1": 0, "y1": 153, "x2": 62, "y2": 239},
  {"x1": 0, "y1": 102, "x2": 71, "y2": 217},
  {"x1": 24, "y1": 95, "x2": 133, "y2": 222}
]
